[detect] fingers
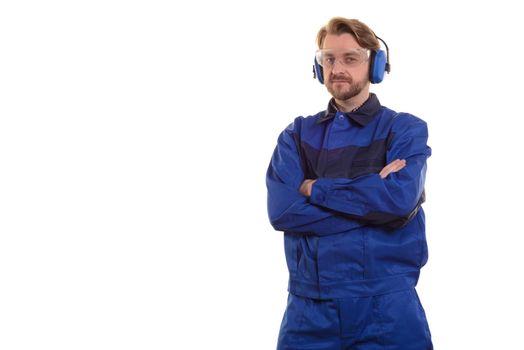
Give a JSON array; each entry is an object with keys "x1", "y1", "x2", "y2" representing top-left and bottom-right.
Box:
[
  {"x1": 299, "y1": 179, "x2": 317, "y2": 197},
  {"x1": 379, "y1": 159, "x2": 406, "y2": 179},
  {"x1": 299, "y1": 180, "x2": 309, "y2": 196}
]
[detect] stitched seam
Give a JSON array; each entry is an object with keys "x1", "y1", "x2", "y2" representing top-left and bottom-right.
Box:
[{"x1": 374, "y1": 295, "x2": 387, "y2": 350}]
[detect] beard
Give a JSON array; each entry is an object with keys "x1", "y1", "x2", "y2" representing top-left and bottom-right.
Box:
[{"x1": 326, "y1": 74, "x2": 366, "y2": 101}]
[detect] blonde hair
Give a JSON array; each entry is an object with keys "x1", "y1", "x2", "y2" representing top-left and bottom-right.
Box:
[{"x1": 316, "y1": 17, "x2": 380, "y2": 50}]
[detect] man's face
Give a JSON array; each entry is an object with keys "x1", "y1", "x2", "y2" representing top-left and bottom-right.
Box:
[{"x1": 320, "y1": 33, "x2": 370, "y2": 101}]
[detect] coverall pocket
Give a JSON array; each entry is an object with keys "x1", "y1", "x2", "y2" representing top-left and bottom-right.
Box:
[{"x1": 375, "y1": 289, "x2": 433, "y2": 349}]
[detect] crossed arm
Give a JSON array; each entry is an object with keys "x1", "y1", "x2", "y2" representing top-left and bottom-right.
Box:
[
  {"x1": 267, "y1": 115, "x2": 430, "y2": 235},
  {"x1": 299, "y1": 159, "x2": 406, "y2": 197}
]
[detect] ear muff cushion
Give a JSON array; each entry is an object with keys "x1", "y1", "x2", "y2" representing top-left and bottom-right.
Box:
[
  {"x1": 314, "y1": 58, "x2": 324, "y2": 84},
  {"x1": 369, "y1": 49, "x2": 386, "y2": 84}
]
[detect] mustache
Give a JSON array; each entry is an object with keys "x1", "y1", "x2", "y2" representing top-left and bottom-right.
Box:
[{"x1": 329, "y1": 74, "x2": 352, "y2": 82}]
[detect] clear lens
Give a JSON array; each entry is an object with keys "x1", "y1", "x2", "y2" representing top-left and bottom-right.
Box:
[{"x1": 315, "y1": 48, "x2": 369, "y2": 68}]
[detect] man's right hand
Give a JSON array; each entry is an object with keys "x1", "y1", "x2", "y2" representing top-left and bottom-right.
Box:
[{"x1": 379, "y1": 159, "x2": 406, "y2": 179}]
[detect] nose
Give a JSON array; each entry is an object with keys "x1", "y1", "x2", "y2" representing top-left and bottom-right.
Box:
[{"x1": 331, "y1": 58, "x2": 345, "y2": 74}]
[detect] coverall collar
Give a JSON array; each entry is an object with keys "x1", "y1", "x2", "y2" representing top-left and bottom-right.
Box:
[{"x1": 318, "y1": 93, "x2": 382, "y2": 127}]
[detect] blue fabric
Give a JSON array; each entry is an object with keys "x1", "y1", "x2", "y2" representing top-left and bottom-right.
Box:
[
  {"x1": 266, "y1": 94, "x2": 432, "y2": 300},
  {"x1": 277, "y1": 289, "x2": 433, "y2": 349}
]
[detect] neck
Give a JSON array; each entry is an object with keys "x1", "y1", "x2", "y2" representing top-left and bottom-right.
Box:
[{"x1": 334, "y1": 90, "x2": 370, "y2": 113}]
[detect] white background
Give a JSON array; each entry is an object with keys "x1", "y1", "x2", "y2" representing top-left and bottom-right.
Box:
[{"x1": 1, "y1": 1, "x2": 523, "y2": 349}]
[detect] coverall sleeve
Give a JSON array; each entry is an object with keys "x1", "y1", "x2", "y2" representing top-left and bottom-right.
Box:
[
  {"x1": 266, "y1": 121, "x2": 365, "y2": 236},
  {"x1": 309, "y1": 114, "x2": 431, "y2": 228}
]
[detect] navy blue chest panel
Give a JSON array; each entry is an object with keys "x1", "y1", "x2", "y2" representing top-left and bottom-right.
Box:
[
  {"x1": 291, "y1": 112, "x2": 397, "y2": 180},
  {"x1": 299, "y1": 136, "x2": 393, "y2": 179}
]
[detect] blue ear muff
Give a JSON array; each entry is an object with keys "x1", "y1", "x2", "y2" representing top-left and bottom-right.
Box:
[
  {"x1": 313, "y1": 57, "x2": 324, "y2": 84},
  {"x1": 369, "y1": 49, "x2": 387, "y2": 84}
]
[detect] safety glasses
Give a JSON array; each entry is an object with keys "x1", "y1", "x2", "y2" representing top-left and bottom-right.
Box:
[{"x1": 315, "y1": 48, "x2": 370, "y2": 68}]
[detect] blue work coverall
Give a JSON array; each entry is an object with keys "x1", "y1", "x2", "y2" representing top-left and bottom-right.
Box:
[{"x1": 266, "y1": 94, "x2": 433, "y2": 349}]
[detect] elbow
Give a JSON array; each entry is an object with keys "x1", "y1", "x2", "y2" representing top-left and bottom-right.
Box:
[
  {"x1": 391, "y1": 191, "x2": 424, "y2": 218},
  {"x1": 268, "y1": 213, "x2": 280, "y2": 230},
  {"x1": 267, "y1": 205, "x2": 287, "y2": 232},
  {"x1": 362, "y1": 191, "x2": 425, "y2": 228},
  {"x1": 269, "y1": 216, "x2": 288, "y2": 232},
  {"x1": 385, "y1": 191, "x2": 426, "y2": 228},
  {"x1": 400, "y1": 186, "x2": 426, "y2": 214},
  {"x1": 386, "y1": 177, "x2": 426, "y2": 216}
]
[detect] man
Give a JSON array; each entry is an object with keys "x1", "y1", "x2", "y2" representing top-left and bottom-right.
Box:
[{"x1": 266, "y1": 17, "x2": 433, "y2": 349}]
